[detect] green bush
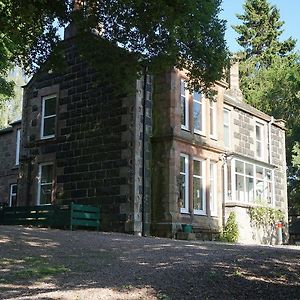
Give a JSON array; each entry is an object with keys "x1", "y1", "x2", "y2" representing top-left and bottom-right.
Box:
[{"x1": 220, "y1": 212, "x2": 239, "y2": 243}]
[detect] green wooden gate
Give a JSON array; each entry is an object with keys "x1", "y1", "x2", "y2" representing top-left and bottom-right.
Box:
[{"x1": 0, "y1": 203, "x2": 100, "y2": 231}]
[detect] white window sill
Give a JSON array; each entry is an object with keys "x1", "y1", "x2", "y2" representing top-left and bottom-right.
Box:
[
  {"x1": 40, "y1": 135, "x2": 55, "y2": 140},
  {"x1": 181, "y1": 126, "x2": 190, "y2": 131},
  {"x1": 194, "y1": 130, "x2": 206, "y2": 137},
  {"x1": 194, "y1": 210, "x2": 206, "y2": 216}
]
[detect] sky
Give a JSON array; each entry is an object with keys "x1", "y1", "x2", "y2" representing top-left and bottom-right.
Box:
[{"x1": 220, "y1": 0, "x2": 300, "y2": 52}]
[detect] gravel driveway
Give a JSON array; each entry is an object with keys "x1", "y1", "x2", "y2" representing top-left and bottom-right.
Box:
[{"x1": 0, "y1": 226, "x2": 299, "y2": 300}]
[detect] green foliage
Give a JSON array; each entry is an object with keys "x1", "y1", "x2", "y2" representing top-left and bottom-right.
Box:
[
  {"x1": 220, "y1": 212, "x2": 239, "y2": 243},
  {"x1": 248, "y1": 205, "x2": 284, "y2": 228},
  {"x1": 233, "y1": 0, "x2": 300, "y2": 209},
  {"x1": 0, "y1": 0, "x2": 228, "y2": 98},
  {"x1": 290, "y1": 143, "x2": 300, "y2": 209},
  {"x1": 234, "y1": 0, "x2": 296, "y2": 67},
  {"x1": 0, "y1": 256, "x2": 69, "y2": 282}
]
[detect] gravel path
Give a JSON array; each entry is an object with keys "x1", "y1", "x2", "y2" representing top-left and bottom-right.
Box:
[{"x1": 0, "y1": 226, "x2": 300, "y2": 300}]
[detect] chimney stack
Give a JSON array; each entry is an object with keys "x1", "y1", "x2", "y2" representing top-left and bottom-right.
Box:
[
  {"x1": 226, "y1": 59, "x2": 243, "y2": 102},
  {"x1": 64, "y1": 0, "x2": 85, "y2": 39}
]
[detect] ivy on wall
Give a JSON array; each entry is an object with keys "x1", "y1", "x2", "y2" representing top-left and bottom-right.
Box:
[{"x1": 248, "y1": 206, "x2": 284, "y2": 228}]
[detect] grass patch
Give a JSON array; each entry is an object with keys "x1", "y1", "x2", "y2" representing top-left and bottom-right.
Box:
[{"x1": 0, "y1": 256, "x2": 69, "y2": 281}]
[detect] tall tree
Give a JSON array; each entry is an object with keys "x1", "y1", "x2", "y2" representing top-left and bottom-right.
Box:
[
  {"x1": 234, "y1": 0, "x2": 300, "y2": 209},
  {"x1": 0, "y1": 0, "x2": 228, "y2": 98},
  {"x1": 234, "y1": 0, "x2": 296, "y2": 67}
]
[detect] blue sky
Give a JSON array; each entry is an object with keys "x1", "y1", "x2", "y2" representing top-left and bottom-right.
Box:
[{"x1": 220, "y1": 0, "x2": 300, "y2": 52}]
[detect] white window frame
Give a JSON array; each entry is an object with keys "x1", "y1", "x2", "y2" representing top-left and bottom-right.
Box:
[
  {"x1": 230, "y1": 158, "x2": 274, "y2": 206},
  {"x1": 223, "y1": 108, "x2": 230, "y2": 149},
  {"x1": 180, "y1": 80, "x2": 189, "y2": 131},
  {"x1": 9, "y1": 184, "x2": 17, "y2": 207},
  {"x1": 15, "y1": 129, "x2": 21, "y2": 165},
  {"x1": 180, "y1": 154, "x2": 189, "y2": 213},
  {"x1": 209, "y1": 99, "x2": 217, "y2": 139},
  {"x1": 193, "y1": 91, "x2": 205, "y2": 135},
  {"x1": 193, "y1": 158, "x2": 206, "y2": 215},
  {"x1": 37, "y1": 163, "x2": 54, "y2": 205},
  {"x1": 209, "y1": 161, "x2": 218, "y2": 216},
  {"x1": 41, "y1": 94, "x2": 56, "y2": 139},
  {"x1": 255, "y1": 121, "x2": 265, "y2": 160}
]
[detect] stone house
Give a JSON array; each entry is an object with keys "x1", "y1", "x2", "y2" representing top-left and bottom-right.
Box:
[
  {"x1": 151, "y1": 64, "x2": 288, "y2": 243},
  {"x1": 0, "y1": 120, "x2": 21, "y2": 206},
  {"x1": 0, "y1": 30, "x2": 288, "y2": 244}
]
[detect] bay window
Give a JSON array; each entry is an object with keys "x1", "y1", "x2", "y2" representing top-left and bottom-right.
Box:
[{"x1": 232, "y1": 159, "x2": 273, "y2": 205}]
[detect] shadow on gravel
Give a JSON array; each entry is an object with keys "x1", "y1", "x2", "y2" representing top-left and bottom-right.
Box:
[{"x1": 0, "y1": 226, "x2": 300, "y2": 299}]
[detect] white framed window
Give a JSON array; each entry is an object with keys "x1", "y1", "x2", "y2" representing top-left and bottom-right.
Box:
[
  {"x1": 231, "y1": 159, "x2": 274, "y2": 205},
  {"x1": 9, "y1": 184, "x2": 17, "y2": 207},
  {"x1": 37, "y1": 163, "x2": 54, "y2": 205},
  {"x1": 193, "y1": 91, "x2": 205, "y2": 135},
  {"x1": 209, "y1": 99, "x2": 217, "y2": 139},
  {"x1": 180, "y1": 80, "x2": 189, "y2": 130},
  {"x1": 193, "y1": 158, "x2": 206, "y2": 215},
  {"x1": 15, "y1": 129, "x2": 21, "y2": 165},
  {"x1": 223, "y1": 108, "x2": 230, "y2": 148},
  {"x1": 180, "y1": 154, "x2": 189, "y2": 213},
  {"x1": 255, "y1": 122, "x2": 264, "y2": 159},
  {"x1": 209, "y1": 161, "x2": 218, "y2": 216},
  {"x1": 41, "y1": 94, "x2": 56, "y2": 139}
]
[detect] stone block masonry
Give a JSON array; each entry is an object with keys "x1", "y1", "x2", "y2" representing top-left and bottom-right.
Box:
[
  {"x1": 18, "y1": 37, "x2": 151, "y2": 234},
  {"x1": 0, "y1": 121, "x2": 21, "y2": 205}
]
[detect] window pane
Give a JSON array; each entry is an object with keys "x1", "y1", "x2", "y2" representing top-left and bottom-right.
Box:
[
  {"x1": 223, "y1": 110, "x2": 229, "y2": 124},
  {"x1": 266, "y1": 169, "x2": 272, "y2": 180},
  {"x1": 193, "y1": 101, "x2": 202, "y2": 131},
  {"x1": 245, "y1": 163, "x2": 253, "y2": 176},
  {"x1": 266, "y1": 182, "x2": 272, "y2": 204},
  {"x1": 223, "y1": 109, "x2": 230, "y2": 147},
  {"x1": 210, "y1": 101, "x2": 214, "y2": 135},
  {"x1": 180, "y1": 80, "x2": 185, "y2": 95},
  {"x1": 236, "y1": 174, "x2": 244, "y2": 201},
  {"x1": 12, "y1": 184, "x2": 17, "y2": 194},
  {"x1": 40, "y1": 184, "x2": 52, "y2": 205},
  {"x1": 256, "y1": 141, "x2": 262, "y2": 157},
  {"x1": 256, "y1": 125, "x2": 261, "y2": 140},
  {"x1": 41, "y1": 165, "x2": 53, "y2": 184},
  {"x1": 44, "y1": 97, "x2": 56, "y2": 116},
  {"x1": 246, "y1": 177, "x2": 254, "y2": 203},
  {"x1": 181, "y1": 96, "x2": 186, "y2": 126},
  {"x1": 193, "y1": 91, "x2": 201, "y2": 102},
  {"x1": 210, "y1": 162, "x2": 217, "y2": 215},
  {"x1": 193, "y1": 160, "x2": 201, "y2": 176},
  {"x1": 256, "y1": 166, "x2": 263, "y2": 179},
  {"x1": 193, "y1": 177, "x2": 203, "y2": 210},
  {"x1": 235, "y1": 160, "x2": 244, "y2": 173},
  {"x1": 256, "y1": 180, "x2": 264, "y2": 200},
  {"x1": 180, "y1": 156, "x2": 186, "y2": 173},
  {"x1": 43, "y1": 117, "x2": 56, "y2": 136},
  {"x1": 224, "y1": 126, "x2": 229, "y2": 147}
]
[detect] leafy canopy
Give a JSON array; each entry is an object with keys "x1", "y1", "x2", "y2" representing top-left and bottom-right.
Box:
[
  {"x1": 234, "y1": 0, "x2": 296, "y2": 67},
  {"x1": 233, "y1": 0, "x2": 300, "y2": 209},
  {"x1": 0, "y1": 0, "x2": 229, "y2": 95}
]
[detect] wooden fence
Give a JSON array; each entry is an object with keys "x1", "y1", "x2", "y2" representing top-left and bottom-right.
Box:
[{"x1": 0, "y1": 203, "x2": 100, "y2": 231}]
